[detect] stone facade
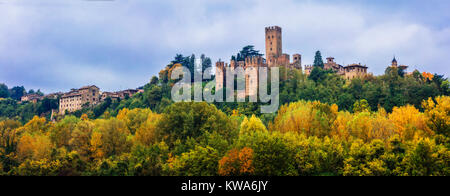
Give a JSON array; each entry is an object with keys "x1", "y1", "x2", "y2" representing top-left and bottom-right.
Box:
[
  {"x1": 343, "y1": 63, "x2": 369, "y2": 80},
  {"x1": 215, "y1": 26, "x2": 302, "y2": 97},
  {"x1": 59, "y1": 85, "x2": 100, "y2": 114}
]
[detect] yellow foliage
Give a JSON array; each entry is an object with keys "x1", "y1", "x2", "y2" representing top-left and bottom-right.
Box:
[
  {"x1": 16, "y1": 133, "x2": 52, "y2": 162},
  {"x1": 389, "y1": 105, "x2": 433, "y2": 140},
  {"x1": 422, "y1": 96, "x2": 450, "y2": 136},
  {"x1": 134, "y1": 111, "x2": 162, "y2": 146},
  {"x1": 239, "y1": 115, "x2": 267, "y2": 135},
  {"x1": 117, "y1": 108, "x2": 153, "y2": 134},
  {"x1": 17, "y1": 116, "x2": 48, "y2": 135},
  {"x1": 90, "y1": 131, "x2": 104, "y2": 159},
  {"x1": 271, "y1": 100, "x2": 338, "y2": 137}
]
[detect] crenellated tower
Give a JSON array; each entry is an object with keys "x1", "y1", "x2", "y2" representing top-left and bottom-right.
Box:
[{"x1": 265, "y1": 26, "x2": 282, "y2": 66}]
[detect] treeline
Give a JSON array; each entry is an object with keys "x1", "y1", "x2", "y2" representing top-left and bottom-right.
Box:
[
  {"x1": 1, "y1": 50, "x2": 449, "y2": 123},
  {"x1": 0, "y1": 97, "x2": 448, "y2": 176},
  {"x1": 0, "y1": 84, "x2": 58, "y2": 123},
  {"x1": 0, "y1": 84, "x2": 43, "y2": 100}
]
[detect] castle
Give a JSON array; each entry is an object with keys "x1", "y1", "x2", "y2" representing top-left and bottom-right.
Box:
[
  {"x1": 215, "y1": 26, "x2": 302, "y2": 97},
  {"x1": 215, "y1": 26, "x2": 374, "y2": 97}
]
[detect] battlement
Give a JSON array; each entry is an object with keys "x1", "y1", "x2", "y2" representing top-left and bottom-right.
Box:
[
  {"x1": 245, "y1": 56, "x2": 264, "y2": 66},
  {"x1": 215, "y1": 61, "x2": 225, "y2": 69},
  {"x1": 265, "y1": 26, "x2": 282, "y2": 32}
]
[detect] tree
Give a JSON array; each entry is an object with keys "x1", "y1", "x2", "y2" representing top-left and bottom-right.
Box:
[
  {"x1": 69, "y1": 120, "x2": 95, "y2": 160},
  {"x1": 164, "y1": 146, "x2": 220, "y2": 176},
  {"x1": 313, "y1": 51, "x2": 324, "y2": 68},
  {"x1": 353, "y1": 99, "x2": 371, "y2": 113},
  {"x1": 150, "y1": 76, "x2": 159, "y2": 86},
  {"x1": 16, "y1": 133, "x2": 52, "y2": 162},
  {"x1": 92, "y1": 118, "x2": 132, "y2": 158},
  {"x1": 234, "y1": 45, "x2": 263, "y2": 61},
  {"x1": 156, "y1": 102, "x2": 236, "y2": 147},
  {"x1": 218, "y1": 147, "x2": 254, "y2": 176},
  {"x1": 145, "y1": 86, "x2": 162, "y2": 109},
  {"x1": 50, "y1": 116, "x2": 80, "y2": 149},
  {"x1": 117, "y1": 108, "x2": 152, "y2": 134},
  {"x1": 401, "y1": 138, "x2": 449, "y2": 176},
  {"x1": 134, "y1": 111, "x2": 162, "y2": 147},
  {"x1": 422, "y1": 96, "x2": 450, "y2": 137},
  {"x1": 9, "y1": 86, "x2": 26, "y2": 101},
  {"x1": 0, "y1": 84, "x2": 9, "y2": 98}
]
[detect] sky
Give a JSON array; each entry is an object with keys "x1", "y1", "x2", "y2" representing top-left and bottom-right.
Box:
[{"x1": 0, "y1": 0, "x2": 449, "y2": 93}]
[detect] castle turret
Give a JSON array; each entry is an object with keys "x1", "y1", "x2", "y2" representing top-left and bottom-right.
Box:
[
  {"x1": 327, "y1": 57, "x2": 335, "y2": 64},
  {"x1": 215, "y1": 61, "x2": 226, "y2": 91},
  {"x1": 391, "y1": 56, "x2": 398, "y2": 67}
]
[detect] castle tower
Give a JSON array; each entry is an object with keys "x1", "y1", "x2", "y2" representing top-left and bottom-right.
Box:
[
  {"x1": 265, "y1": 26, "x2": 282, "y2": 66},
  {"x1": 326, "y1": 57, "x2": 335, "y2": 64},
  {"x1": 292, "y1": 54, "x2": 302, "y2": 69},
  {"x1": 215, "y1": 61, "x2": 225, "y2": 91},
  {"x1": 391, "y1": 56, "x2": 398, "y2": 67}
]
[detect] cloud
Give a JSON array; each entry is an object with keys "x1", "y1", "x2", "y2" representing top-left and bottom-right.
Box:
[{"x1": 0, "y1": 0, "x2": 449, "y2": 93}]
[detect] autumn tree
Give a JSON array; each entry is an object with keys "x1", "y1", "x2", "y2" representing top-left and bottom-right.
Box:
[
  {"x1": 164, "y1": 146, "x2": 220, "y2": 176},
  {"x1": 218, "y1": 147, "x2": 254, "y2": 176},
  {"x1": 91, "y1": 118, "x2": 132, "y2": 159},
  {"x1": 422, "y1": 96, "x2": 450, "y2": 137}
]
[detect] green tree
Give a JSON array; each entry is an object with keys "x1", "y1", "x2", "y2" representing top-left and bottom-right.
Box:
[
  {"x1": 0, "y1": 84, "x2": 9, "y2": 98},
  {"x1": 9, "y1": 86, "x2": 26, "y2": 101},
  {"x1": 313, "y1": 51, "x2": 324, "y2": 68}
]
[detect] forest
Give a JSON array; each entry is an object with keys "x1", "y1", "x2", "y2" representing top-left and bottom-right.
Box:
[{"x1": 0, "y1": 50, "x2": 449, "y2": 176}]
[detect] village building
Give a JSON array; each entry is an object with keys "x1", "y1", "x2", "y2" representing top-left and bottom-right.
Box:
[
  {"x1": 20, "y1": 94, "x2": 43, "y2": 103},
  {"x1": 100, "y1": 89, "x2": 139, "y2": 102},
  {"x1": 59, "y1": 85, "x2": 100, "y2": 114},
  {"x1": 304, "y1": 57, "x2": 369, "y2": 80}
]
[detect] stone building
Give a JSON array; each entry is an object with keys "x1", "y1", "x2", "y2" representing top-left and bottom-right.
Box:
[
  {"x1": 20, "y1": 94, "x2": 42, "y2": 103},
  {"x1": 59, "y1": 85, "x2": 100, "y2": 114},
  {"x1": 304, "y1": 57, "x2": 368, "y2": 80},
  {"x1": 343, "y1": 63, "x2": 369, "y2": 80},
  {"x1": 215, "y1": 26, "x2": 302, "y2": 97},
  {"x1": 100, "y1": 89, "x2": 139, "y2": 102}
]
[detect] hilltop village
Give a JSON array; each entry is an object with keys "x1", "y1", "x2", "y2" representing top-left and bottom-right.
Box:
[
  {"x1": 19, "y1": 26, "x2": 410, "y2": 115},
  {"x1": 215, "y1": 26, "x2": 409, "y2": 96}
]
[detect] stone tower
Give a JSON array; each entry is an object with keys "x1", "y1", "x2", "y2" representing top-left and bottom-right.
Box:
[
  {"x1": 391, "y1": 57, "x2": 398, "y2": 67},
  {"x1": 215, "y1": 61, "x2": 225, "y2": 92},
  {"x1": 292, "y1": 54, "x2": 302, "y2": 69},
  {"x1": 265, "y1": 26, "x2": 282, "y2": 66}
]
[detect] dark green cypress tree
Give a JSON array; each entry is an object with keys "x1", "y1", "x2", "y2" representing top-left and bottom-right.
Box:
[{"x1": 313, "y1": 50, "x2": 324, "y2": 68}]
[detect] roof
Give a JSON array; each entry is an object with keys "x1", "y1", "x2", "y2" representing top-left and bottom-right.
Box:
[
  {"x1": 345, "y1": 63, "x2": 368, "y2": 68},
  {"x1": 61, "y1": 91, "x2": 82, "y2": 98},
  {"x1": 79, "y1": 85, "x2": 99, "y2": 90}
]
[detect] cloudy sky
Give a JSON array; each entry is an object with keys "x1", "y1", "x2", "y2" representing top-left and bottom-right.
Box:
[{"x1": 0, "y1": 0, "x2": 449, "y2": 93}]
